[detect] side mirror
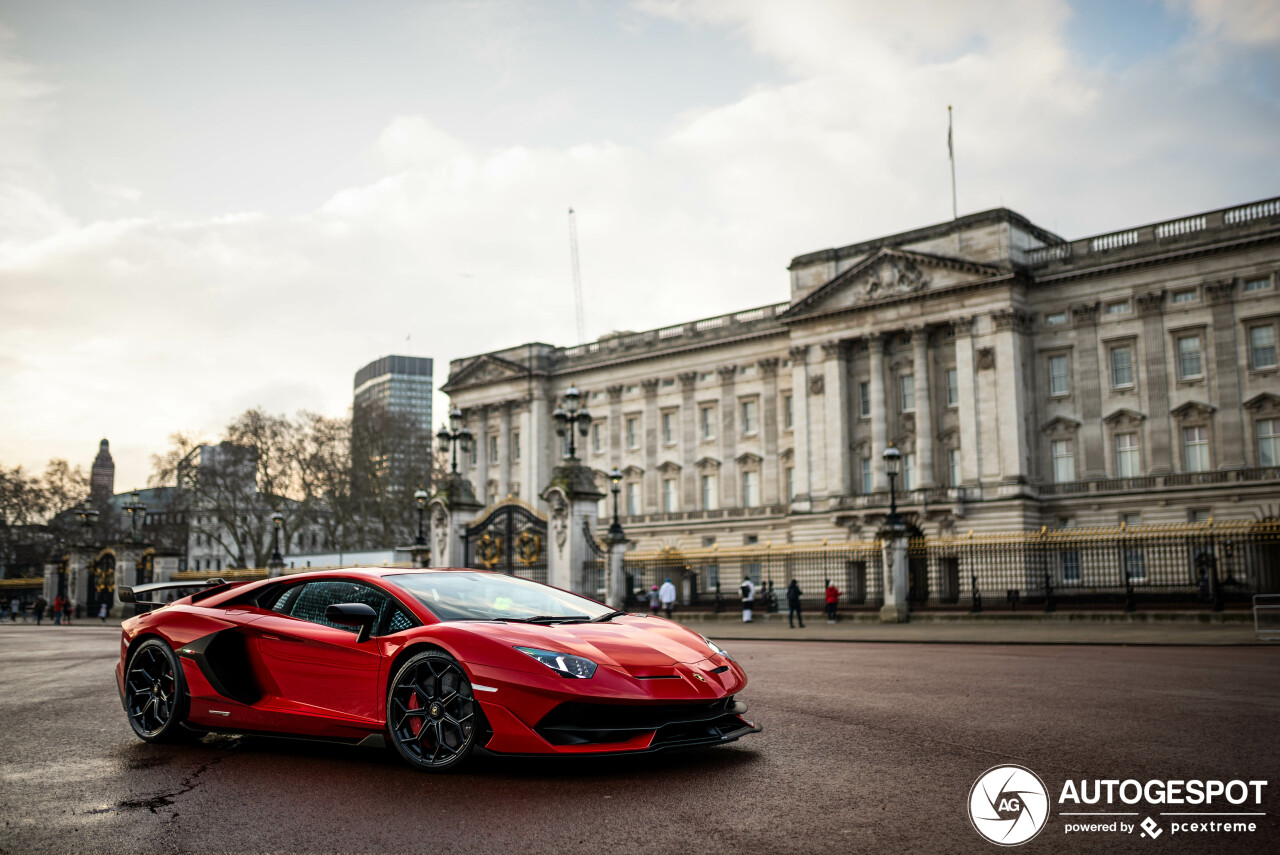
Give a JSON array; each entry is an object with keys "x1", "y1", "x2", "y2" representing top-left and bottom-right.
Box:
[{"x1": 326, "y1": 602, "x2": 378, "y2": 642}]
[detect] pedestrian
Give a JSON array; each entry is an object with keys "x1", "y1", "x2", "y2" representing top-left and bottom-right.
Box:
[
  {"x1": 52, "y1": 595, "x2": 65, "y2": 626},
  {"x1": 33, "y1": 595, "x2": 47, "y2": 626},
  {"x1": 647, "y1": 585, "x2": 661, "y2": 614},
  {"x1": 63, "y1": 600, "x2": 72, "y2": 625},
  {"x1": 824, "y1": 579, "x2": 841, "y2": 624},
  {"x1": 786, "y1": 579, "x2": 804, "y2": 628},
  {"x1": 9, "y1": 597, "x2": 19, "y2": 622},
  {"x1": 740, "y1": 576, "x2": 756, "y2": 623},
  {"x1": 98, "y1": 602, "x2": 108, "y2": 623},
  {"x1": 658, "y1": 577, "x2": 677, "y2": 619}
]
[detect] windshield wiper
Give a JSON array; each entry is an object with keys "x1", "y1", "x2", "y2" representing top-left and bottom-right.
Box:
[
  {"x1": 590, "y1": 610, "x2": 627, "y2": 623},
  {"x1": 500, "y1": 615, "x2": 590, "y2": 624}
]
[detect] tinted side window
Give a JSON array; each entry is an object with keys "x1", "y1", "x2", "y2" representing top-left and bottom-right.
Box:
[{"x1": 287, "y1": 581, "x2": 389, "y2": 633}]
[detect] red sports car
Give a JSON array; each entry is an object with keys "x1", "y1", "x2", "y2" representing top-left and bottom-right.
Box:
[{"x1": 117, "y1": 568, "x2": 760, "y2": 771}]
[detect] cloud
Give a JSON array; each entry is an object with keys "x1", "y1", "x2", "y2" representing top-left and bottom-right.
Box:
[{"x1": 1169, "y1": 0, "x2": 1280, "y2": 46}]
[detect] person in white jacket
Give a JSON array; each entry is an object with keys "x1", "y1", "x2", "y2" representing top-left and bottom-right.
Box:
[
  {"x1": 657, "y1": 578, "x2": 677, "y2": 618},
  {"x1": 740, "y1": 576, "x2": 757, "y2": 622}
]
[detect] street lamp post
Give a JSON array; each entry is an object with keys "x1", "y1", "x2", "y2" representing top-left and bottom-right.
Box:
[
  {"x1": 414, "y1": 488, "x2": 428, "y2": 546},
  {"x1": 270, "y1": 510, "x2": 284, "y2": 565},
  {"x1": 122, "y1": 490, "x2": 145, "y2": 543},
  {"x1": 553, "y1": 385, "x2": 592, "y2": 460},
  {"x1": 882, "y1": 445, "x2": 902, "y2": 528},
  {"x1": 437, "y1": 408, "x2": 474, "y2": 474},
  {"x1": 607, "y1": 467, "x2": 624, "y2": 541},
  {"x1": 77, "y1": 500, "x2": 99, "y2": 548}
]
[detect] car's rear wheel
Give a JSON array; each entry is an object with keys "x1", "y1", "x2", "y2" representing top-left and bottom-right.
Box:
[
  {"x1": 387, "y1": 651, "x2": 480, "y2": 772},
  {"x1": 124, "y1": 638, "x2": 197, "y2": 743}
]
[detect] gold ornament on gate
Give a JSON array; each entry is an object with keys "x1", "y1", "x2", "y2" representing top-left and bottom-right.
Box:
[
  {"x1": 475, "y1": 533, "x2": 502, "y2": 569},
  {"x1": 515, "y1": 530, "x2": 542, "y2": 567}
]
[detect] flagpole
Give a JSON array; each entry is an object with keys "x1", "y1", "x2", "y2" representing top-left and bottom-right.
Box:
[{"x1": 948, "y1": 105, "x2": 957, "y2": 220}]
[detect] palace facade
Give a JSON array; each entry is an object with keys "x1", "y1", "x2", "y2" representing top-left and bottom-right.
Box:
[{"x1": 443, "y1": 197, "x2": 1280, "y2": 550}]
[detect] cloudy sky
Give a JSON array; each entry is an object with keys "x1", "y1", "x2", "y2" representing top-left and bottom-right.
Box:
[{"x1": 1, "y1": 0, "x2": 1277, "y2": 492}]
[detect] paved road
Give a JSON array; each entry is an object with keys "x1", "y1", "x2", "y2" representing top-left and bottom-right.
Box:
[{"x1": 0, "y1": 625, "x2": 1276, "y2": 854}]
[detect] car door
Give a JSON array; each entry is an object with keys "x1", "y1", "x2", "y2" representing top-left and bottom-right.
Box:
[{"x1": 250, "y1": 579, "x2": 389, "y2": 725}]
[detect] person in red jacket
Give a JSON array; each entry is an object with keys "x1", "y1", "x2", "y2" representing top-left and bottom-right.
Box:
[{"x1": 824, "y1": 579, "x2": 841, "y2": 624}]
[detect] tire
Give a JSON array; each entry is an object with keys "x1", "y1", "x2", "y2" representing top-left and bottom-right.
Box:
[
  {"x1": 123, "y1": 638, "x2": 198, "y2": 743},
  {"x1": 386, "y1": 650, "x2": 481, "y2": 772}
]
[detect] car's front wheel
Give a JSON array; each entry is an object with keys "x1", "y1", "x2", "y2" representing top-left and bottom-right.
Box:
[
  {"x1": 387, "y1": 650, "x2": 481, "y2": 772},
  {"x1": 124, "y1": 638, "x2": 197, "y2": 743}
]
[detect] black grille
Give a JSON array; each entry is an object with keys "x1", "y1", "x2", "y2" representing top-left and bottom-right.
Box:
[{"x1": 535, "y1": 697, "x2": 749, "y2": 747}]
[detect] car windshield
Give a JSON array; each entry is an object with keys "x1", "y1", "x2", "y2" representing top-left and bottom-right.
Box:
[{"x1": 385, "y1": 572, "x2": 613, "y2": 622}]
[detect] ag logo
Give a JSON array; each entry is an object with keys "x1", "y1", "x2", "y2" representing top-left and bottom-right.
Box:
[{"x1": 968, "y1": 765, "x2": 1049, "y2": 846}]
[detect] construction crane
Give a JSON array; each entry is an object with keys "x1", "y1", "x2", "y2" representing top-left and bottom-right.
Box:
[{"x1": 568, "y1": 207, "x2": 586, "y2": 344}]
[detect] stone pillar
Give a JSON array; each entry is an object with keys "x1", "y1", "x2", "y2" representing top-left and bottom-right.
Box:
[
  {"x1": 1072, "y1": 302, "x2": 1105, "y2": 478},
  {"x1": 642, "y1": 378, "x2": 660, "y2": 513},
  {"x1": 542, "y1": 463, "x2": 606, "y2": 594},
  {"x1": 822, "y1": 340, "x2": 852, "y2": 500},
  {"x1": 67, "y1": 548, "x2": 92, "y2": 615},
  {"x1": 1137, "y1": 291, "x2": 1172, "y2": 474},
  {"x1": 113, "y1": 544, "x2": 141, "y2": 618},
  {"x1": 1207, "y1": 280, "x2": 1245, "y2": 469},
  {"x1": 879, "y1": 523, "x2": 909, "y2": 623},
  {"x1": 606, "y1": 536, "x2": 628, "y2": 610},
  {"x1": 910, "y1": 327, "x2": 936, "y2": 489},
  {"x1": 678, "y1": 373, "x2": 698, "y2": 509},
  {"x1": 869, "y1": 335, "x2": 889, "y2": 491},
  {"x1": 717, "y1": 365, "x2": 738, "y2": 508},
  {"x1": 607, "y1": 384, "x2": 624, "y2": 470},
  {"x1": 473, "y1": 404, "x2": 490, "y2": 505},
  {"x1": 952, "y1": 317, "x2": 981, "y2": 485},
  {"x1": 42, "y1": 562, "x2": 58, "y2": 602},
  {"x1": 759, "y1": 358, "x2": 781, "y2": 505},
  {"x1": 498, "y1": 402, "x2": 513, "y2": 498},
  {"x1": 528, "y1": 379, "x2": 552, "y2": 506},
  {"x1": 154, "y1": 555, "x2": 179, "y2": 583},
  {"x1": 992, "y1": 309, "x2": 1032, "y2": 483},
  {"x1": 428, "y1": 476, "x2": 483, "y2": 568},
  {"x1": 788, "y1": 345, "x2": 813, "y2": 511}
]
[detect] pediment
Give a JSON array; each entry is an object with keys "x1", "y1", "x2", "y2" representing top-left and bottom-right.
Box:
[
  {"x1": 441, "y1": 354, "x2": 528, "y2": 392},
  {"x1": 779, "y1": 447, "x2": 795, "y2": 462},
  {"x1": 1244, "y1": 393, "x2": 1280, "y2": 415},
  {"x1": 735, "y1": 452, "x2": 763, "y2": 467},
  {"x1": 621, "y1": 465, "x2": 644, "y2": 478},
  {"x1": 780, "y1": 248, "x2": 1002, "y2": 320},
  {"x1": 1103, "y1": 408, "x2": 1146, "y2": 427},
  {"x1": 1040, "y1": 416, "x2": 1081, "y2": 437},
  {"x1": 657, "y1": 460, "x2": 682, "y2": 475},
  {"x1": 695, "y1": 456, "x2": 721, "y2": 472},
  {"x1": 1170, "y1": 400, "x2": 1216, "y2": 420}
]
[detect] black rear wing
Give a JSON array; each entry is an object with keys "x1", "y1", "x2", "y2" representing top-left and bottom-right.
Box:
[{"x1": 118, "y1": 578, "x2": 229, "y2": 606}]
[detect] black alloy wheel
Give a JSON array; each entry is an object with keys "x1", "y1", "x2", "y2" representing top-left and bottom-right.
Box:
[
  {"x1": 124, "y1": 638, "x2": 196, "y2": 742},
  {"x1": 388, "y1": 651, "x2": 480, "y2": 771}
]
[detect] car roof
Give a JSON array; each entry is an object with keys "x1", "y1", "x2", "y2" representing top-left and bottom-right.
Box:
[{"x1": 273, "y1": 566, "x2": 484, "y2": 581}]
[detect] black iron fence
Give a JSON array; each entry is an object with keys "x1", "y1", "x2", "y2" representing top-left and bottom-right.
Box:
[{"x1": 621, "y1": 520, "x2": 1280, "y2": 611}]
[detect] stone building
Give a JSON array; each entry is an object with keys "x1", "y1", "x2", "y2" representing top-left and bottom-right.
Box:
[{"x1": 442, "y1": 197, "x2": 1280, "y2": 550}]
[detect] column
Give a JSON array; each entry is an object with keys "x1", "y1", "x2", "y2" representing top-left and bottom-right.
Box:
[
  {"x1": 642, "y1": 378, "x2": 660, "y2": 512},
  {"x1": 678, "y1": 372, "x2": 698, "y2": 508},
  {"x1": 910, "y1": 326, "x2": 936, "y2": 489},
  {"x1": 498, "y1": 402, "x2": 512, "y2": 497},
  {"x1": 992, "y1": 309, "x2": 1032, "y2": 482},
  {"x1": 607, "y1": 385, "x2": 624, "y2": 467},
  {"x1": 528, "y1": 379, "x2": 551, "y2": 503},
  {"x1": 1207, "y1": 280, "x2": 1245, "y2": 468},
  {"x1": 472, "y1": 404, "x2": 489, "y2": 504},
  {"x1": 717, "y1": 365, "x2": 738, "y2": 507},
  {"x1": 869, "y1": 335, "x2": 889, "y2": 491},
  {"x1": 759, "y1": 357, "x2": 780, "y2": 505},
  {"x1": 1137, "y1": 291, "x2": 1172, "y2": 473},
  {"x1": 952, "y1": 317, "x2": 981, "y2": 485},
  {"x1": 822, "y1": 340, "x2": 852, "y2": 498},
  {"x1": 788, "y1": 345, "x2": 812, "y2": 510},
  {"x1": 1072, "y1": 302, "x2": 1105, "y2": 478}
]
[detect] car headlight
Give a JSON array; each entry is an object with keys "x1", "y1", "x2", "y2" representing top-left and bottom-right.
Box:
[
  {"x1": 702, "y1": 635, "x2": 733, "y2": 661},
  {"x1": 515, "y1": 646, "x2": 597, "y2": 679}
]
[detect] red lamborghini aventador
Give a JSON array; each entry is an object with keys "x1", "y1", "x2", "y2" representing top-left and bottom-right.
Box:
[{"x1": 116, "y1": 568, "x2": 760, "y2": 771}]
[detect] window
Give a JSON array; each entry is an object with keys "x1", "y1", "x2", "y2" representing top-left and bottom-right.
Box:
[
  {"x1": 1110, "y1": 345, "x2": 1134, "y2": 387},
  {"x1": 1052, "y1": 440, "x2": 1075, "y2": 483},
  {"x1": 900, "y1": 375, "x2": 915, "y2": 412},
  {"x1": 783, "y1": 394, "x2": 794, "y2": 429},
  {"x1": 1259, "y1": 419, "x2": 1280, "y2": 466},
  {"x1": 700, "y1": 405, "x2": 716, "y2": 440},
  {"x1": 742, "y1": 470, "x2": 760, "y2": 507},
  {"x1": 512, "y1": 431, "x2": 521, "y2": 462},
  {"x1": 626, "y1": 416, "x2": 639, "y2": 449},
  {"x1": 488, "y1": 434, "x2": 498, "y2": 462},
  {"x1": 1123, "y1": 512, "x2": 1141, "y2": 526},
  {"x1": 945, "y1": 368, "x2": 958, "y2": 406},
  {"x1": 1106, "y1": 300, "x2": 1131, "y2": 315},
  {"x1": 1045, "y1": 311, "x2": 1066, "y2": 326},
  {"x1": 1115, "y1": 433, "x2": 1140, "y2": 477},
  {"x1": 625, "y1": 482, "x2": 640, "y2": 516},
  {"x1": 275, "y1": 580, "x2": 402, "y2": 636},
  {"x1": 1189, "y1": 509, "x2": 1211, "y2": 523},
  {"x1": 700, "y1": 474, "x2": 718, "y2": 510},
  {"x1": 661, "y1": 411, "x2": 675, "y2": 445},
  {"x1": 1250, "y1": 325, "x2": 1277, "y2": 369},
  {"x1": 591, "y1": 423, "x2": 602, "y2": 454},
  {"x1": 1183, "y1": 426, "x2": 1210, "y2": 472},
  {"x1": 948, "y1": 448, "x2": 961, "y2": 487},
  {"x1": 662, "y1": 478, "x2": 678, "y2": 513},
  {"x1": 1244, "y1": 277, "x2": 1271, "y2": 292},
  {"x1": 858, "y1": 381, "x2": 871, "y2": 417},
  {"x1": 741, "y1": 399, "x2": 758, "y2": 435},
  {"x1": 902, "y1": 453, "x2": 916, "y2": 490},
  {"x1": 861, "y1": 458, "x2": 873, "y2": 494},
  {"x1": 1048, "y1": 355, "x2": 1069, "y2": 396},
  {"x1": 1177, "y1": 335, "x2": 1203, "y2": 379},
  {"x1": 785, "y1": 466, "x2": 795, "y2": 500},
  {"x1": 1172, "y1": 289, "x2": 1197, "y2": 304}
]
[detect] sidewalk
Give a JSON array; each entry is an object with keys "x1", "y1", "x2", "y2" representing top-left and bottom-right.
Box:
[{"x1": 681, "y1": 610, "x2": 1271, "y2": 646}]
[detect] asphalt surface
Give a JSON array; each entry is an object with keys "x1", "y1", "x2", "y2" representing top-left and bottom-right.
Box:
[{"x1": 0, "y1": 624, "x2": 1276, "y2": 854}]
